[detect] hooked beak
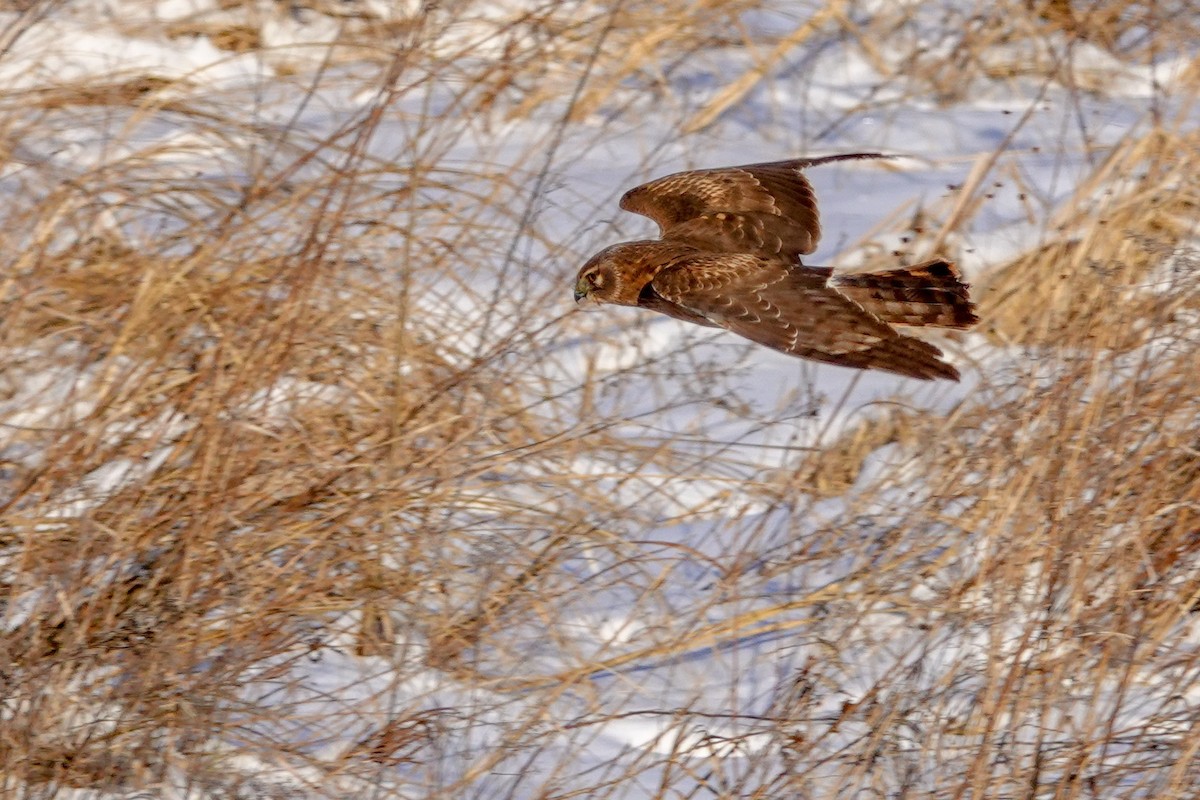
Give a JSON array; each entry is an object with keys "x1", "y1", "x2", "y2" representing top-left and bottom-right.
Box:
[{"x1": 573, "y1": 280, "x2": 589, "y2": 304}]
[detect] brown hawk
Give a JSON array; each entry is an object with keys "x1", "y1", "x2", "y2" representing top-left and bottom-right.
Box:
[{"x1": 573, "y1": 154, "x2": 978, "y2": 380}]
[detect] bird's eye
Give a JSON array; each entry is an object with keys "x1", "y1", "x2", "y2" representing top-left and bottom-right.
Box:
[{"x1": 588, "y1": 271, "x2": 604, "y2": 288}]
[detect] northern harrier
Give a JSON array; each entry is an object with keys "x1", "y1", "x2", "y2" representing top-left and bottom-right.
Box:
[{"x1": 573, "y1": 154, "x2": 978, "y2": 380}]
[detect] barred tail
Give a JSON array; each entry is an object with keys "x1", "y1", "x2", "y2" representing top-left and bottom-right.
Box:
[{"x1": 832, "y1": 259, "x2": 979, "y2": 329}]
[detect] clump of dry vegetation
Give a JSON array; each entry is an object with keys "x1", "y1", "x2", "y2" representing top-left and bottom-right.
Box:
[{"x1": 0, "y1": 0, "x2": 1197, "y2": 797}]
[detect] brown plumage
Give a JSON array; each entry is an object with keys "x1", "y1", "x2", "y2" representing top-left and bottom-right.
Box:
[{"x1": 574, "y1": 155, "x2": 978, "y2": 381}]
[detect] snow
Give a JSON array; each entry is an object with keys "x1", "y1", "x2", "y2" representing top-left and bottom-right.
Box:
[{"x1": 1, "y1": 0, "x2": 1198, "y2": 797}]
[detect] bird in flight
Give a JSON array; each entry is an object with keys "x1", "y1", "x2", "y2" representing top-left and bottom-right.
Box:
[{"x1": 573, "y1": 154, "x2": 978, "y2": 380}]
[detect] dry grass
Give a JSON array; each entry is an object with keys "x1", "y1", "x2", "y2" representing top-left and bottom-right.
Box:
[
  {"x1": 0, "y1": 0, "x2": 1198, "y2": 797},
  {"x1": 980, "y1": 127, "x2": 1200, "y2": 346}
]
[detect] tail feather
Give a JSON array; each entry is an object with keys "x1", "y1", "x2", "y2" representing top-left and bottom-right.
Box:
[{"x1": 833, "y1": 259, "x2": 978, "y2": 329}]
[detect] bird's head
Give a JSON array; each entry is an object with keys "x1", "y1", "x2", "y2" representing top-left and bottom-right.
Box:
[
  {"x1": 573, "y1": 260, "x2": 616, "y2": 305},
  {"x1": 573, "y1": 242, "x2": 648, "y2": 306}
]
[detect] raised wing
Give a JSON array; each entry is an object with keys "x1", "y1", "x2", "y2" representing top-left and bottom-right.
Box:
[
  {"x1": 619, "y1": 153, "x2": 888, "y2": 261},
  {"x1": 644, "y1": 254, "x2": 960, "y2": 380}
]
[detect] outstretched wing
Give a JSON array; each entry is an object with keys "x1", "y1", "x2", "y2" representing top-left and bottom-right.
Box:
[
  {"x1": 619, "y1": 154, "x2": 888, "y2": 261},
  {"x1": 643, "y1": 253, "x2": 960, "y2": 381}
]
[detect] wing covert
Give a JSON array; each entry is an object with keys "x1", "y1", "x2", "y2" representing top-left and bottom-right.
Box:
[
  {"x1": 618, "y1": 153, "x2": 889, "y2": 260},
  {"x1": 646, "y1": 254, "x2": 960, "y2": 380}
]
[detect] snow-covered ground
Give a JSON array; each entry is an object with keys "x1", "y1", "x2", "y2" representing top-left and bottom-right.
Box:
[{"x1": 2, "y1": 1, "x2": 1198, "y2": 797}]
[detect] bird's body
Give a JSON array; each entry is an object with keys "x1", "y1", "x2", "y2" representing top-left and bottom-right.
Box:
[{"x1": 574, "y1": 155, "x2": 978, "y2": 381}]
